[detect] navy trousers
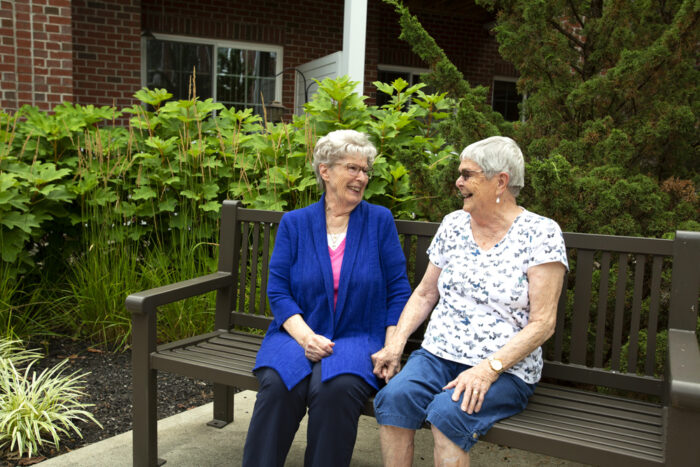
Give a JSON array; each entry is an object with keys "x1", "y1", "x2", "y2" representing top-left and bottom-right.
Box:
[{"x1": 242, "y1": 362, "x2": 374, "y2": 467}]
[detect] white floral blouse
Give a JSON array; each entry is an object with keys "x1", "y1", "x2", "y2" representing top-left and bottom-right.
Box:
[{"x1": 422, "y1": 208, "x2": 569, "y2": 384}]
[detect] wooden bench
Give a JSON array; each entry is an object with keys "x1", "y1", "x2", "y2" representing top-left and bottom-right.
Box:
[{"x1": 128, "y1": 200, "x2": 700, "y2": 467}]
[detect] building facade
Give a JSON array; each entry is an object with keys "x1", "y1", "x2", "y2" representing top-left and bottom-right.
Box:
[{"x1": 1, "y1": 0, "x2": 519, "y2": 120}]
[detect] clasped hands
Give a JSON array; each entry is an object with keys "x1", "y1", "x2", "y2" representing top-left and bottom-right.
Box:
[
  {"x1": 302, "y1": 333, "x2": 334, "y2": 362},
  {"x1": 372, "y1": 345, "x2": 499, "y2": 414},
  {"x1": 371, "y1": 344, "x2": 403, "y2": 383}
]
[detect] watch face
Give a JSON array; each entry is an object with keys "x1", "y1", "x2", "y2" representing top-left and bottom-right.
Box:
[{"x1": 491, "y1": 358, "x2": 503, "y2": 371}]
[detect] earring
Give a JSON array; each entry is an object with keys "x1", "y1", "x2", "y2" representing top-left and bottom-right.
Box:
[{"x1": 496, "y1": 197, "x2": 500, "y2": 204}]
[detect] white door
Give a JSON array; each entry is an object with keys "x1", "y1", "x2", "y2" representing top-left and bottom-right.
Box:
[{"x1": 294, "y1": 51, "x2": 342, "y2": 115}]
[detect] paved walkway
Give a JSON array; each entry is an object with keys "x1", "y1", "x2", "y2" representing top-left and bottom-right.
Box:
[{"x1": 40, "y1": 390, "x2": 589, "y2": 466}]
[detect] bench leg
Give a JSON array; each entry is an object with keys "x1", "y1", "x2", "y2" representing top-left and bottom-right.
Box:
[
  {"x1": 665, "y1": 405, "x2": 700, "y2": 466},
  {"x1": 132, "y1": 312, "x2": 165, "y2": 467},
  {"x1": 207, "y1": 383, "x2": 234, "y2": 428}
]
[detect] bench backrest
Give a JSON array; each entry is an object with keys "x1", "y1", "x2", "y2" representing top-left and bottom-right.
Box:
[{"x1": 217, "y1": 200, "x2": 700, "y2": 399}]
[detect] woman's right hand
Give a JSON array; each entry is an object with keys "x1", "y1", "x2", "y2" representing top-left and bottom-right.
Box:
[
  {"x1": 302, "y1": 334, "x2": 335, "y2": 362},
  {"x1": 371, "y1": 344, "x2": 403, "y2": 383}
]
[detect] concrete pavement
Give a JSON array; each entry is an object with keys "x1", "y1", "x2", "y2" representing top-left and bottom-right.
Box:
[{"x1": 39, "y1": 390, "x2": 589, "y2": 466}]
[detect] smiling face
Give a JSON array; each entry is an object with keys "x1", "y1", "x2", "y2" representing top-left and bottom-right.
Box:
[
  {"x1": 455, "y1": 158, "x2": 497, "y2": 215},
  {"x1": 320, "y1": 153, "x2": 370, "y2": 210}
]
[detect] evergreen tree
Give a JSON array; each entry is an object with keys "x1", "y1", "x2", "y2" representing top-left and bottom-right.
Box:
[
  {"x1": 382, "y1": 0, "x2": 699, "y2": 236},
  {"x1": 477, "y1": 0, "x2": 699, "y2": 179}
]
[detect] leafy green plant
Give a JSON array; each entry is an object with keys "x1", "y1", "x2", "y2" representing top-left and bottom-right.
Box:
[
  {"x1": 368, "y1": 77, "x2": 458, "y2": 218},
  {"x1": 0, "y1": 338, "x2": 102, "y2": 458}
]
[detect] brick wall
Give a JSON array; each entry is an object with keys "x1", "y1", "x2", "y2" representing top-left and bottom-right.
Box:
[
  {"x1": 0, "y1": 0, "x2": 73, "y2": 112},
  {"x1": 71, "y1": 0, "x2": 141, "y2": 109},
  {"x1": 141, "y1": 0, "x2": 345, "y2": 112},
  {"x1": 0, "y1": 0, "x2": 512, "y2": 113},
  {"x1": 141, "y1": 0, "x2": 511, "y2": 110}
]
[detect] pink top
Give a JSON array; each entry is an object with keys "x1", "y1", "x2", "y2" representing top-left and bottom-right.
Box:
[{"x1": 328, "y1": 237, "x2": 346, "y2": 309}]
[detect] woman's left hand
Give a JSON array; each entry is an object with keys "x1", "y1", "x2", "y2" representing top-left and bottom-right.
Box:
[{"x1": 443, "y1": 361, "x2": 499, "y2": 414}]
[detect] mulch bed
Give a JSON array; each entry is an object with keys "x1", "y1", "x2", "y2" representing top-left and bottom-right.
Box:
[{"x1": 0, "y1": 338, "x2": 213, "y2": 467}]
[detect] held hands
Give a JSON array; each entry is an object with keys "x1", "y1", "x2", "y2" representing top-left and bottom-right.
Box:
[
  {"x1": 371, "y1": 344, "x2": 403, "y2": 383},
  {"x1": 302, "y1": 334, "x2": 334, "y2": 362},
  {"x1": 443, "y1": 361, "x2": 499, "y2": 414}
]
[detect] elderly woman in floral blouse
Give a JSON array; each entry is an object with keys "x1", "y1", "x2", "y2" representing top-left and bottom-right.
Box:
[{"x1": 371, "y1": 136, "x2": 569, "y2": 467}]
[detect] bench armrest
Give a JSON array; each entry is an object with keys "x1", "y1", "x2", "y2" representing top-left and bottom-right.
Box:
[
  {"x1": 667, "y1": 328, "x2": 700, "y2": 410},
  {"x1": 126, "y1": 271, "x2": 233, "y2": 316}
]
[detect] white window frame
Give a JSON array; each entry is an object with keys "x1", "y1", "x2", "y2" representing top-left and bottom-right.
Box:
[
  {"x1": 376, "y1": 65, "x2": 432, "y2": 107},
  {"x1": 491, "y1": 76, "x2": 526, "y2": 123},
  {"x1": 377, "y1": 64, "x2": 431, "y2": 86},
  {"x1": 141, "y1": 33, "x2": 283, "y2": 106}
]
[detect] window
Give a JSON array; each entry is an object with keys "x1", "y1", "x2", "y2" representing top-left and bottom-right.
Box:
[
  {"x1": 491, "y1": 78, "x2": 522, "y2": 122},
  {"x1": 143, "y1": 34, "x2": 282, "y2": 115},
  {"x1": 376, "y1": 65, "x2": 432, "y2": 108}
]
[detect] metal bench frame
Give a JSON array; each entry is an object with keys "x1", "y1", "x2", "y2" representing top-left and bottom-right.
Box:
[{"x1": 128, "y1": 200, "x2": 700, "y2": 466}]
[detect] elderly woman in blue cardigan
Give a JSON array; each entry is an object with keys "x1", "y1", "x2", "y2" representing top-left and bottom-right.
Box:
[{"x1": 242, "y1": 130, "x2": 412, "y2": 467}]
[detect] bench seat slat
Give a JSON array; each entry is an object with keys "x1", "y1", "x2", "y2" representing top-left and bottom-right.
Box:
[
  {"x1": 493, "y1": 418, "x2": 664, "y2": 461},
  {"x1": 218, "y1": 330, "x2": 267, "y2": 344},
  {"x1": 155, "y1": 348, "x2": 255, "y2": 373},
  {"x1": 534, "y1": 384, "x2": 663, "y2": 413},
  {"x1": 206, "y1": 336, "x2": 263, "y2": 351},
  {"x1": 165, "y1": 348, "x2": 256, "y2": 370},
  {"x1": 159, "y1": 347, "x2": 255, "y2": 371},
  {"x1": 528, "y1": 393, "x2": 660, "y2": 425},
  {"x1": 510, "y1": 411, "x2": 663, "y2": 448},
  {"x1": 523, "y1": 401, "x2": 662, "y2": 435},
  {"x1": 498, "y1": 415, "x2": 663, "y2": 455},
  {"x1": 152, "y1": 353, "x2": 259, "y2": 390},
  {"x1": 485, "y1": 425, "x2": 663, "y2": 467},
  {"x1": 195, "y1": 340, "x2": 260, "y2": 355},
  {"x1": 174, "y1": 343, "x2": 259, "y2": 360}
]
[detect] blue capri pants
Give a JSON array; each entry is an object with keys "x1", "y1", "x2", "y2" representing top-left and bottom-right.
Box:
[{"x1": 374, "y1": 348, "x2": 535, "y2": 451}]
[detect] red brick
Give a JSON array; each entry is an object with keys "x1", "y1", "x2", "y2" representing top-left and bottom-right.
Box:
[
  {"x1": 14, "y1": 2, "x2": 30, "y2": 13},
  {"x1": 51, "y1": 85, "x2": 72, "y2": 94}
]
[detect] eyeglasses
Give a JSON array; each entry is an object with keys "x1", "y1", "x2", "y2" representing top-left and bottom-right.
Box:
[
  {"x1": 459, "y1": 169, "x2": 483, "y2": 181},
  {"x1": 339, "y1": 162, "x2": 373, "y2": 178}
]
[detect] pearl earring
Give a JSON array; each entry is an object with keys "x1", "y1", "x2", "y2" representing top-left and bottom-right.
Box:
[{"x1": 496, "y1": 197, "x2": 500, "y2": 204}]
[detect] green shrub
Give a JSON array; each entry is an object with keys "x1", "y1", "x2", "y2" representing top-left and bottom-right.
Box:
[{"x1": 1, "y1": 76, "x2": 459, "y2": 347}]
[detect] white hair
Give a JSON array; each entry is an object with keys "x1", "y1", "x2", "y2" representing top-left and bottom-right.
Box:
[
  {"x1": 312, "y1": 130, "x2": 377, "y2": 189},
  {"x1": 460, "y1": 136, "x2": 525, "y2": 197}
]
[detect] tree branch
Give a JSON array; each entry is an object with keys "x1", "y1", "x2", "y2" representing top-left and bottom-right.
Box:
[
  {"x1": 566, "y1": 0, "x2": 585, "y2": 28},
  {"x1": 547, "y1": 18, "x2": 585, "y2": 50}
]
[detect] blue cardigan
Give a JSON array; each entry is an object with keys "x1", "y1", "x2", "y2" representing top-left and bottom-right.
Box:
[{"x1": 253, "y1": 196, "x2": 412, "y2": 390}]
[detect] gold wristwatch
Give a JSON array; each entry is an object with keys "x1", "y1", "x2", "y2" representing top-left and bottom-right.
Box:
[{"x1": 488, "y1": 356, "x2": 504, "y2": 374}]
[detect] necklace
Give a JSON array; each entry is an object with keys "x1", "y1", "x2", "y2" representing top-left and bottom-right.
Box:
[
  {"x1": 327, "y1": 231, "x2": 346, "y2": 250},
  {"x1": 327, "y1": 218, "x2": 349, "y2": 250}
]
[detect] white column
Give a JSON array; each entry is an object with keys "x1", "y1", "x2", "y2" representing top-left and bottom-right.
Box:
[{"x1": 342, "y1": 0, "x2": 367, "y2": 95}]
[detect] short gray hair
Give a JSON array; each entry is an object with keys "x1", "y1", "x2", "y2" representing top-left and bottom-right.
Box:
[
  {"x1": 460, "y1": 136, "x2": 525, "y2": 197},
  {"x1": 312, "y1": 130, "x2": 377, "y2": 189}
]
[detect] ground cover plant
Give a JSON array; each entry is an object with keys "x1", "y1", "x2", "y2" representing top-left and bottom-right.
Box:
[{"x1": 0, "y1": 338, "x2": 101, "y2": 459}]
